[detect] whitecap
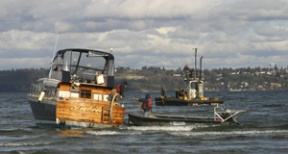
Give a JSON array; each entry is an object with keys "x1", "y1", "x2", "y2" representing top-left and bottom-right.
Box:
[
  {"x1": 168, "y1": 129, "x2": 288, "y2": 137},
  {"x1": 122, "y1": 124, "x2": 210, "y2": 132},
  {"x1": 0, "y1": 141, "x2": 52, "y2": 147}
]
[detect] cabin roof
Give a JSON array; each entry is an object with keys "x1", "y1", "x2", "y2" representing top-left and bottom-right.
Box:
[{"x1": 56, "y1": 48, "x2": 114, "y2": 59}]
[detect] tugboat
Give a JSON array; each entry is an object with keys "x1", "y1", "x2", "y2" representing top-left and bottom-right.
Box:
[
  {"x1": 155, "y1": 48, "x2": 224, "y2": 106},
  {"x1": 27, "y1": 48, "x2": 125, "y2": 128}
]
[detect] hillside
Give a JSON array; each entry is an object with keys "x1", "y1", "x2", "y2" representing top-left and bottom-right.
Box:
[
  {"x1": 115, "y1": 66, "x2": 288, "y2": 92},
  {"x1": 0, "y1": 66, "x2": 287, "y2": 92}
]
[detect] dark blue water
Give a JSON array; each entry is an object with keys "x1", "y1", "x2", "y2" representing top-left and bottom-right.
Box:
[{"x1": 0, "y1": 91, "x2": 288, "y2": 154}]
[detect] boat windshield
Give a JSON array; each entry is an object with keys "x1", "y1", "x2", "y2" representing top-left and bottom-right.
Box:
[
  {"x1": 51, "y1": 49, "x2": 114, "y2": 81},
  {"x1": 190, "y1": 81, "x2": 197, "y2": 90}
]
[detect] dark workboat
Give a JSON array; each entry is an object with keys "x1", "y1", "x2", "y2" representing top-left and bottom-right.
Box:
[
  {"x1": 27, "y1": 48, "x2": 125, "y2": 128},
  {"x1": 155, "y1": 48, "x2": 224, "y2": 106},
  {"x1": 128, "y1": 106, "x2": 245, "y2": 126}
]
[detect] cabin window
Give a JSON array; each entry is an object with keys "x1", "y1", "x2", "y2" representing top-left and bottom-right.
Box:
[
  {"x1": 105, "y1": 59, "x2": 114, "y2": 76},
  {"x1": 71, "y1": 92, "x2": 79, "y2": 98},
  {"x1": 190, "y1": 82, "x2": 198, "y2": 90},
  {"x1": 58, "y1": 90, "x2": 70, "y2": 98},
  {"x1": 103, "y1": 94, "x2": 109, "y2": 101},
  {"x1": 81, "y1": 90, "x2": 91, "y2": 98},
  {"x1": 93, "y1": 94, "x2": 102, "y2": 100},
  {"x1": 47, "y1": 88, "x2": 57, "y2": 97}
]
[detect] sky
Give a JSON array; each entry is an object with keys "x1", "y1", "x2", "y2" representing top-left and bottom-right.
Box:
[{"x1": 1, "y1": 0, "x2": 288, "y2": 70}]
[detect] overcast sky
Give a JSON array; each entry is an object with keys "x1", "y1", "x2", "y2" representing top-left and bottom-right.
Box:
[{"x1": 1, "y1": 0, "x2": 287, "y2": 70}]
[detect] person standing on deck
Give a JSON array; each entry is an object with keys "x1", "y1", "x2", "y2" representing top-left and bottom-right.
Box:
[
  {"x1": 110, "y1": 81, "x2": 128, "y2": 100},
  {"x1": 134, "y1": 93, "x2": 153, "y2": 117}
]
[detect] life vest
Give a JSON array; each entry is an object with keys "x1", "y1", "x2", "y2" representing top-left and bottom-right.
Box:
[
  {"x1": 141, "y1": 98, "x2": 153, "y2": 111},
  {"x1": 114, "y1": 84, "x2": 121, "y2": 93}
]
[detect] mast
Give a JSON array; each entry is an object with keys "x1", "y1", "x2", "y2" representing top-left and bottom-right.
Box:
[{"x1": 194, "y1": 48, "x2": 197, "y2": 79}]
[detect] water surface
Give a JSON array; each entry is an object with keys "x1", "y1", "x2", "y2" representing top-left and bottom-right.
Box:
[{"x1": 0, "y1": 91, "x2": 287, "y2": 154}]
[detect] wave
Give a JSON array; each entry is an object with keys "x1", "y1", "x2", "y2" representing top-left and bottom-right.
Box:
[
  {"x1": 85, "y1": 130, "x2": 142, "y2": 136},
  {"x1": 0, "y1": 141, "x2": 52, "y2": 147},
  {"x1": 85, "y1": 124, "x2": 208, "y2": 136},
  {"x1": 84, "y1": 124, "x2": 211, "y2": 136},
  {"x1": 169, "y1": 129, "x2": 288, "y2": 138},
  {"x1": 0, "y1": 128, "x2": 34, "y2": 135},
  {"x1": 262, "y1": 104, "x2": 286, "y2": 108},
  {"x1": 123, "y1": 124, "x2": 210, "y2": 132}
]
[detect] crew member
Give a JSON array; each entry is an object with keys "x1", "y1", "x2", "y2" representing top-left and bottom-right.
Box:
[
  {"x1": 134, "y1": 93, "x2": 153, "y2": 117},
  {"x1": 110, "y1": 81, "x2": 128, "y2": 100},
  {"x1": 114, "y1": 81, "x2": 127, "y2": 98}
]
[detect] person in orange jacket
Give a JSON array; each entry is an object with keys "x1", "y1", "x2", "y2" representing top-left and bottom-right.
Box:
[
  {"x1": 134, "y1": 93, "x2": 153, "y2": 117},
  {"x1": 110, "y1": 81, "x2": 128, "y2": 100},
  {"x1": 114, "y1": 81, "x2": 127, "y2": 98}
]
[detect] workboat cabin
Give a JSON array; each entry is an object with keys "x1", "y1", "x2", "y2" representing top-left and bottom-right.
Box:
[
  {"x1": 155, "y1": 49, "x2": 224, "y2": 106},
  {"x1": 28, "y1": 48, "x2": 125, "y2": 128},
  {"x1": 179, "y1": 68, "x2": 205, "y2": 100}
]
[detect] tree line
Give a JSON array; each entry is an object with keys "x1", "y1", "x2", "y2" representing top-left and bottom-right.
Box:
[
  {"x1": 115, "y1": 66, "x2": 288, "y2": 92},
  {"x1": 0, "y1": 66, "x2": 287, "y2": 92}
]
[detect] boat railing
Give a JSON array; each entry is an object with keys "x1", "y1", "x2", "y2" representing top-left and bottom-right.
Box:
[{"x1": 213, "y1": 105, "x2": 246, "y2": 123}]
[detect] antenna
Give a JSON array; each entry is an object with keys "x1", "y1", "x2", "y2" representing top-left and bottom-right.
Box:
[
  {"x1": 48, "y1": 31, "x2": 60, "y2": 78},
  {"x1": 194, "y1": 48, "x2": 197, "y2": 79},
  {"x1": 52, "y1": 31, "x2": 60, "y2": 59}
]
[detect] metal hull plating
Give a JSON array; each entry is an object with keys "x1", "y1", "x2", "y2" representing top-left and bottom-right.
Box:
[
  {"x1": 128, "y1": 112, "x2": 221, "y2": 126},
  {"x1": 128, "y1": 106, "x2": 245, "y2": 126},
  {"x1": 155, "y1": 97, "x2": 224, "y2": 106}
]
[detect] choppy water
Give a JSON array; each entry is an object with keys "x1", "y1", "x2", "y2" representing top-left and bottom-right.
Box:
[{"x1": 0, "y1": 91, "x2": 288, "y2": 154}]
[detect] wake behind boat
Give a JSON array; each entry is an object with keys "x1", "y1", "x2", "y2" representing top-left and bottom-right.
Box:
[
  {"x1": 128, "y1": 106, "x2": 246, "y2": 126},
  {"x1": 155, "y1": 48, "x2": 224, "y2": 106},
  {"x1": 27, "y1": 48, "x2": 125, "y2": 128}
]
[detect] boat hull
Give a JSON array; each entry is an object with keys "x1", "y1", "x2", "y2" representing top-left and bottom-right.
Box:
[
  {"x1": 28, "y1": 97, "x2": 125, "y2": 129},
  {"x1": 56, "y1": 100, "x2": 125, "y2": 128},
  {"x1": 128, "y1": 112, "x2": 221, "y2": 126},
  {"x1": 155, "y1": 97, "x2": 224, "y2": 106},
  {"x1": 28, "y1": 100, "x2": 58, "y2": 128}
]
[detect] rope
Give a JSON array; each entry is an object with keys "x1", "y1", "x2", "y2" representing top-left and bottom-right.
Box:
[{"x1": 109, "y1": 93, "x2": 119, "y2": 122}]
